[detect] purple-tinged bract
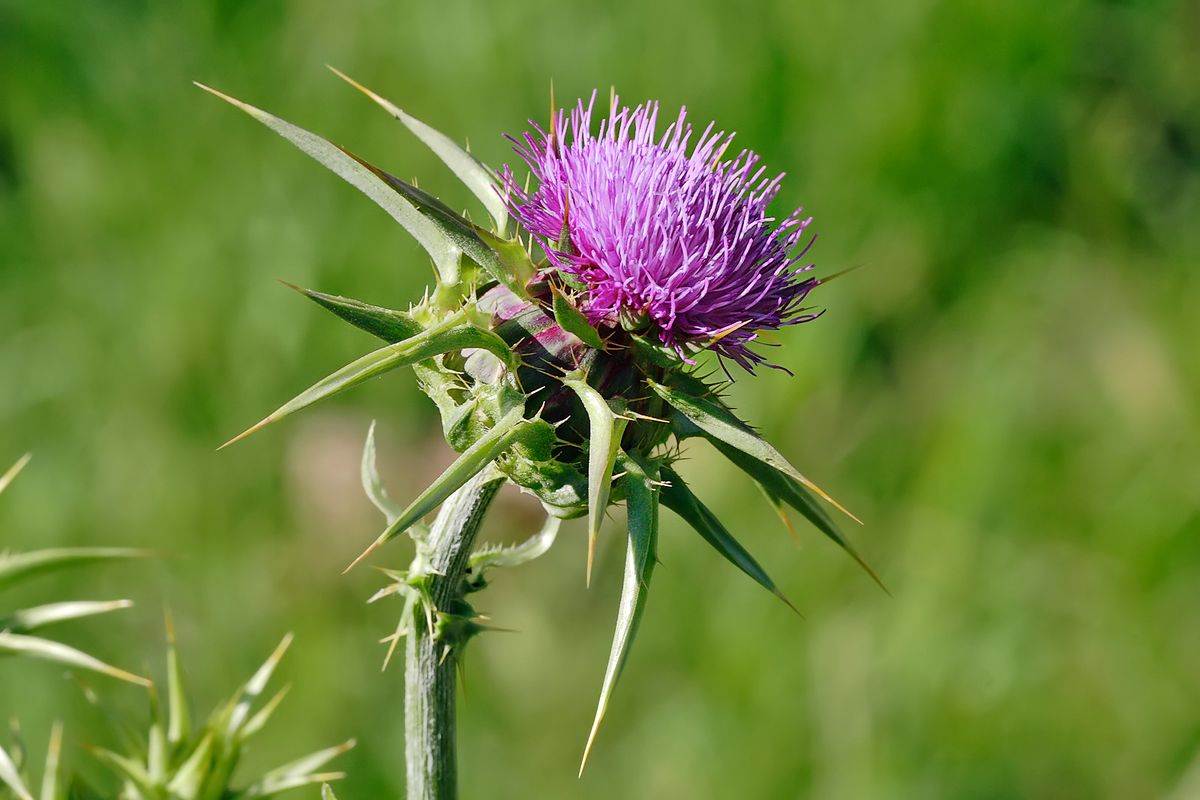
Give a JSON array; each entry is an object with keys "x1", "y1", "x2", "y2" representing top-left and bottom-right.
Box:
[{"x1": 504, "y1": 93, "x2": 820, "y2": 370}]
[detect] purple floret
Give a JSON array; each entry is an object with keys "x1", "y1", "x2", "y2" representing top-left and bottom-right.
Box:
[{"x1": 503, "y1": 92, "x2": 821, "y2": 371}]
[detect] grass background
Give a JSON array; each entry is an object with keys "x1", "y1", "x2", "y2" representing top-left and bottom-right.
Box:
[{"x1": 2, "y1": 0, "x2": 1198, "y2": 797}]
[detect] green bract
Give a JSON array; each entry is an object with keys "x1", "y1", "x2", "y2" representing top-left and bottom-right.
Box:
[{"x1": 204, "y1": 72, "x2": 880, "y2": 769}]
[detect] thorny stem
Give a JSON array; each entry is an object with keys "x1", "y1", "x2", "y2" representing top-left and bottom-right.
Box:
[{"x1": 405, "y1": 469, "x2": 503, "y2": 800}]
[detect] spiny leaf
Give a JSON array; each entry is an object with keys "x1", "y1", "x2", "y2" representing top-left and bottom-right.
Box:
[
  {"x1": 240, "y1": 685, "x2": 291, "y2": 742},
  {"x1": 39, "y1": 722, "x2": 62, "y2": 800},
  {"x1": 562, "y1": 377, "x2": 627, "y2": 586},
  {"x1": 220, "y1": 316, "x2": 514, "y2": 449},
  {"x1": 714, "y1": 440, "x2": 886, "y2": 592},
  {"x1": 246, "y1": 739, "x2": 356, "y2": 794},
  {"x1": 552, "y1": 289, "x2": 605, "y2": 350},
  {"x1": 1, "y1": 600, "x2": 133, "y2": 634},
  {"x1": 580, "y1": 451, "x2": 659, "y2": 775},
  {"x1": 0, "y1": 740, "x2": 33, "y2": 800},
  {"x1": 224, "y1": 634, "x2": 293, "y2": 739},
  {"x1": 469, "y1": 513, "x2": 561, "y2": 571},
  {"x1": 87, "y1": 748, "x2": 156, "y2": 796},
  {"x1": 756, "y1": 480, "x2": 801, "y2": 544},
  {"x1": 647, "y1": 379, "x2": 861, "y2": 524},
  {"x1": 164, "y1": 613, "x2": 190, "y2": 748},
  {"x1": 346, "y1": 409, "x2": 530, "y2": 572},
  {"x1": 361, "y1": 421, "x2": 404, "y2": 525},
  {"x1": 0, "y1": 453, "x2": 31, "y2": 496},
  {"x1": 164, "y1": 733, "x2": 213, "y2": 799},
  {"x1": 239, "y1": 772, "x2": 347, "y2": 798},
  {"x1": 0, "y1": 633, "x2": 150, "y2": 686},
  {"x1": 659, "y1": 467, "x2": 798, "y2": 614},
  {"x1": 328, "y1": 66, "x2": 509, "y2": 232},
  {"x1": 0, "y1": 549, "x2": 149, "y2": 592},
  {"x1": 195, "y1": 82, "x2": 461, "y2": 285},
  {"x1": 280, "y1": 281, "x2": 421, "y2": 343},
  {"x1": 345, "y1": 154, "x2": 534, "y2": 293}
]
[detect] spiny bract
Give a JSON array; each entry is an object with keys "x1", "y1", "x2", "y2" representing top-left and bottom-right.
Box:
[{"x1": 202, "y1": 71, "x2": 880, "y2": 770}]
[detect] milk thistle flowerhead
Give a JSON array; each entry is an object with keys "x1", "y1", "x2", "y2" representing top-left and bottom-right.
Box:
[
  {"x1": 201, "y1": 72, "x2": 880, "y2": 772},
  {"x1": 505, "y1": 93, "x2": 820, "y2": 371}
]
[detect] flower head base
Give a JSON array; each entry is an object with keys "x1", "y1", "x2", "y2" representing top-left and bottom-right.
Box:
[{"x1": 505, "y1": 93, "x2": 820, "y2": 370}]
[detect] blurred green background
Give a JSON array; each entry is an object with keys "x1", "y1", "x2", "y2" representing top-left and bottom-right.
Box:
[{"x1": 2, "y1": 0, "x2": 1198, "y2": 797}]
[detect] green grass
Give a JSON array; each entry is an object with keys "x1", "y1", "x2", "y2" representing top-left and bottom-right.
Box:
[{"x1": 1, "y1": 1, "x2": 1198, "y2": 797}]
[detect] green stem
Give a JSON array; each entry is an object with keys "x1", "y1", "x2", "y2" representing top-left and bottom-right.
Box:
[{"x1": 405, "y1": 469, "x2": 503, "y2": 800}]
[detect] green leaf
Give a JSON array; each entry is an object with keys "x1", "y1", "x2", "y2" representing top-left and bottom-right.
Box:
[
  {"x1": 241, "y1": 740, "x2": 355, "y2": 797},
  {"x1": 713, "y1": 440, "x2": 886, "y2": 592},
  {"x1": 754, "y1": 479, "x2": 801, "y2": 542},
  {"x1": 344, "y1": 156, "x2": 534, "y2": 293},
  {"x1": 469, "y1": 513, "x2": 560, "y2": 571},
  {"x1": 39, "y1": 722, "x2": 62, "y2": 800},
  {"x1": 346, "y1": 409, "x2": 530, "y2": 571},
  {"x1": 220, "y1": 315, "x2": 514, "y2": 449},
  {"x1": 0, "y1": 633, "x2": 150, "y2": 686},
  {"x1": 164, "y1": 733, "x2": 213, "y2": 800},
  {"x1": 659, "y1": 467, "x2": 798, "y2": 614},
  {"x1": 0, "y1": 453, "x2": 31, "y2": 497},
  {"x1": 165, "y1": 615, "x2": 191, "y2": 748},
  {"x1": 562, "y1": 376, "x2": 627, "y2": 586},
  {"x1": 0, "y1": 548, "x2": 149, "y2": 592},
  {"x1": 280, "y1": 282, "x2": 421, "y2": 343},
  {"x1": 239, "y1": 685, "x2": 290, "y2": 742},
  {"x1": 580, "y1": 451, "x2": 659, "y2": 774},
  {"x1": 647, "y1": 379, "x2": 861, "y2": 523},
  {"x1": 0, "y1": 740, "x2": 33, "y2": 800},
  {"x1": 195, "y1": 83, "x2": 461, "y2": 286},
  {"x1": 87, "y1": 749, "x2": 157, "y2": 796},
  {"x1": 223, "y1": 634, "x2": 293, "y2": 739},
  {"x1": 328, "y1": 67, "x2": 509, "y2": 232},
  {"x1": 238, "y1": 772, "x2": 346, "y2": 798},
  {"x1": 360, "y1": 421, "x2": 403, "y2": 525},
  {"x1": 552, "y1": 290, "x2": 605, "y2": 350},
  {"x1": 0, "y1": 600, "x2": 133, "y2": 634},
  {"x1": 321, "y1": 785, "x2": 339, "y2": 800}
]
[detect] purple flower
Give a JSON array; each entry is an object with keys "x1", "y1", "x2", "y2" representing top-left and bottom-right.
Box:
[{"x1": 503, "y1": 92, "x2": 821, "y2": 371}]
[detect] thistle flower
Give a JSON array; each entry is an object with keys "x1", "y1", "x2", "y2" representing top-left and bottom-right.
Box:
[
  {"x1": 202, "y1": 72, "x2": 880, "y2": 778},
  {"x1": 505, "y1": 94, "x2": 819, "y2": 370}
]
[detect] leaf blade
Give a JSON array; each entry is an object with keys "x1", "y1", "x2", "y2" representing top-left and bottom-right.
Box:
[
  {"x1": 579, "y1": 451, "x2": 659, "y2": 774},
  {"x1": 220, "y1": 318, "x2": 513, "y2": 449},
  {"x1": 648, "y1": 379, "x2": 860, "y2": 524},
  {"x1": 280, "y1": 281, "x2": 422, "y2": 343},
  {"x1": 713, "y1": 440, "x2": 886, "y2": 592},
  {"x1": 0, "y1": 740, "x2": 33, "y2": 800},
  {"x1": 195, "y1": 83, "x2": 461, "y2": 285},
  {"x1": 345, "y1": 409, "x2": 529, "y2": 571},
  {"x1": 1, "y1": 600, "x2": 133, "y2": 634},
  {"x1": 328, "y1": 67, "x2": 509, "y2": 232},
  {"x1": 659, "y1": 467, "x2": 798, "y2": 614},
  {"x1": 0, "y1": 548, "x2": 149, "y2": 592},
  {"x1": 0, "y1": 632, "x2": 150, "y2": 686},
  {"x1": 0, "y1": 453, "x2": 31, "y2": 496}
]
